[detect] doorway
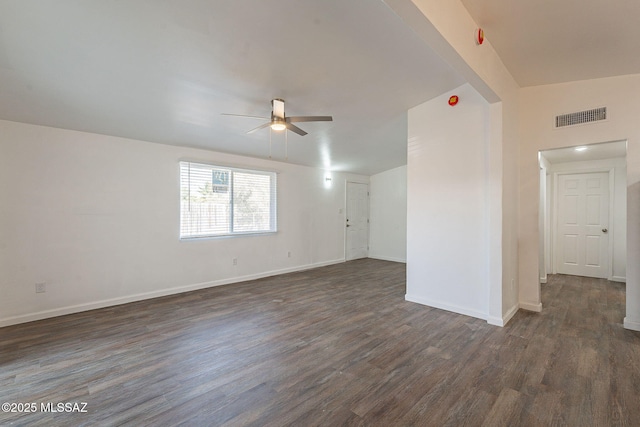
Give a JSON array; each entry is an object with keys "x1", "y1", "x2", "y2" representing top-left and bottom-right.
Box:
[
  {"x1": 555, "y1": 171, "x2": 610, "y2": 278},
  {"x1": 539, "y1": 140, "x2": 627, "y2": 282},
  {"x1": 346, "y1": 181, "x2": 369, "y2": 260}
]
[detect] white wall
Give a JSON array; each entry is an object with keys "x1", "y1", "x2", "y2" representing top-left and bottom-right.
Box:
[
  {"x1": 538, "y1": 155, "x2": 550, "y2": 283},
  {"x1": 406, "y1": 83, "x2": 491, "y2": 320},
  {"x1": 388, "y1": 0, "x2": 520, "y2": 325},
  {"x1": 366, "y1": 1, "x2": 640, "y2": 330},
  {"x1": 519, "y1": 74, "x2": 640, "y2": 331},
  {"x1": 544, "y1": 157, "x2": 627, "y2": 282},
  {"x1": 369, "y1": 165, "x2": 407, "y2": 263},
  {"x1": 0, "y1": 119, "x2": 368, "y2": 327}
]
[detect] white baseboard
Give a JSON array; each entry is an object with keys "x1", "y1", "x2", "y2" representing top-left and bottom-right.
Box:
[
  {"x1": 519, "y1": 301, "x2": 542, "y2": 312},
  {"x1": 405, "y1": 294, "x2": 487, "y2": 321},
  {"x1": 611, "y1": 276, "x2": 626, "y2": 283},
  {"x1": 0, "y1": 258, "x2": 346, "y2": 328},
  {"x1": 539, "y1": 276, "x2": 547, "y2": 284},
  {"x1": 368, "y1": 254, "x2": 406, "y2": 263},
  {"x1": 487, "y1": 304, "x2": 519, "y2": 327},
  {"x1": 623, "y1": 317, "x2": 640, "y2": 332}
]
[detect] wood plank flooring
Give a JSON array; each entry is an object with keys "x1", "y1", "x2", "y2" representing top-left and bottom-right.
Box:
[{"x1": 1, "y1": 259, "x2": 639, "y2": 426}]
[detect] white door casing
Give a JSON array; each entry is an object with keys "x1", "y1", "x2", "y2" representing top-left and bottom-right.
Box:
[
  {"x1": 346, "y1": 182, "x2": 369, "y2": 260},
  {"x1": 555, "y1": 172, "x2": 610, "y2": 278}
]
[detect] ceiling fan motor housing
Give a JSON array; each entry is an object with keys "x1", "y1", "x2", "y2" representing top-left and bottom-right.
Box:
[{"x1": 272, "y1": 98, "x2": 286, "y2": 119}]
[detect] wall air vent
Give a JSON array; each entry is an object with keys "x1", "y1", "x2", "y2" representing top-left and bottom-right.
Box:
[{"x1": 555, "y1": 107, "x2": 606, "y2": 129}]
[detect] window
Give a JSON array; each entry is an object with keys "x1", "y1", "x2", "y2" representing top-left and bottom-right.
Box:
[{"x1": 180, "y1": 161, "x2": 277, "y2": 239}]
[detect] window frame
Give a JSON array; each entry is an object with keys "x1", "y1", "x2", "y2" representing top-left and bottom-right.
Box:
[{"x1": 179, "y1": 161, "x2": 277, "y2": 240}]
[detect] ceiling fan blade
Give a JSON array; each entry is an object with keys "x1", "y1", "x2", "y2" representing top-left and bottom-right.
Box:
[
  {"x1": 221, "y1": 113, "x2": 269, "y2": 119},
  {"x1": 272, "y1": 99, "x2": 285, "y2": 119},
  {"x1": 247, "y1": 122, "x2": 272, "y2": 134},
  {"x1": 285, "y1": 123, "x2": 307, "y2": 136},
  {"x1": 286, "y1": 116, "x2": 333, "y2": 123}
]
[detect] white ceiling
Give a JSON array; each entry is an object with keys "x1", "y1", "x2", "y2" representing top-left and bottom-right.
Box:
[
  {"x1": 0, "y1": 0, "x2": 464, "y2": 176},
  {"x1": 461, "y1": 0, "x2": 640, "y2": 87},
  {"x1": 1, "y1": 2, "x2": 637, "y2": 175},
  {"x1": 541, "y1": 140, "x2": 627, "y2": 165}
]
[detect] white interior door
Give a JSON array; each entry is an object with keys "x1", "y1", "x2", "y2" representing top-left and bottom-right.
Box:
[
  {"x1": 556, "y1": 172, "x2": 610, "y2": 278},
  {"x1": 346, "y1": 182, "x2": 369, "y2": 260}
]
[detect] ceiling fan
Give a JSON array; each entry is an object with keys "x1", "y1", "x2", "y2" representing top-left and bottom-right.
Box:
[{"x1": 222, "y1": 98, "x2": 332, "y2": 136}]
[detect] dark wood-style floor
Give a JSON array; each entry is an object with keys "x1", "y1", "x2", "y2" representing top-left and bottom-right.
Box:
[{"x1": 1, "y1": 259, "x2": 639, "y2": 426}]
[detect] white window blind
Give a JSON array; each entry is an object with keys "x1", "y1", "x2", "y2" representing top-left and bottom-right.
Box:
[{"x1": 180, "y1": 161, "x2": 277, "y2": 239}]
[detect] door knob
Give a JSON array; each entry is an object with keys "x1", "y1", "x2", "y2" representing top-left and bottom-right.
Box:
[{"x1": 602, "y1": 228, "x2": 608, "y2": 233}]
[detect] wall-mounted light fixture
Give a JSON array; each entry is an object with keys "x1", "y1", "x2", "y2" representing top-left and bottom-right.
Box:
[{"x1": 324, "y1": 173, "x2": 333, "y2": 188}]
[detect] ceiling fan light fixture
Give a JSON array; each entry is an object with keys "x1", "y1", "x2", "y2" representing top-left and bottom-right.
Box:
[{"x1": 224, "y1": 98, "x2": 330, "y2": 137}]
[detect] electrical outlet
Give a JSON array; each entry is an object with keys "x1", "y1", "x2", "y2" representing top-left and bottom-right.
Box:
[
  {"x1": 233, "y1": 258, "x2": 238, "y2": 266},
  {"x1": 35, "y1": 282, "x2": 46, "y2": 293},
  {"x1": 287, "y1": 251, "x2": 291, "y2": 258}
]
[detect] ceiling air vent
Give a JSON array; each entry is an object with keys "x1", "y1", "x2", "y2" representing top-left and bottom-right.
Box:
[{"x1": 555, "y1": 107, "x2": 606, "y2": 128}]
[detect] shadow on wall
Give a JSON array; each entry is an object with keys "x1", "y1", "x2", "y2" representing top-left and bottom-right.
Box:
[
  {"x1": 629, "y1": 181, "x2": 640, "y2": 254},
  {"x1": 625, "y1": 180, "x2": 640, "y2": 330},
  {"x1": 628, "y1": 180, "x2": 640, "y2": 268}
]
